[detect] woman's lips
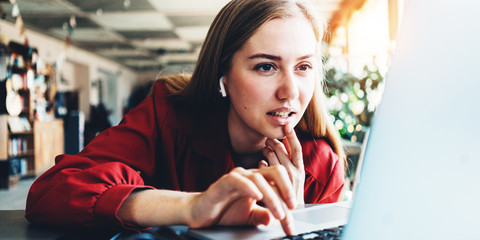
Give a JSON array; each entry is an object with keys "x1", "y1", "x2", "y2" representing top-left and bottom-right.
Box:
[
  {"x1": 266, "y1": 108, "x2": 296, "y2": 125},
  {"x1": 267, "y1": 111, "x2": 294, "y2": 117}
]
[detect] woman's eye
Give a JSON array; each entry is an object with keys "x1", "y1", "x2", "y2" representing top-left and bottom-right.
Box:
[
  {"x1": 254, "y1": 63, "x2": 276, "y2": 72},
  {"x1": 296, "y1": 64, "x2": 312, "y2": 72}
]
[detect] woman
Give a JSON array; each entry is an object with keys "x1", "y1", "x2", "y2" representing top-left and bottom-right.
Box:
[{"x1": 26, "y1": 0, "x2": 346, "y2": 236}]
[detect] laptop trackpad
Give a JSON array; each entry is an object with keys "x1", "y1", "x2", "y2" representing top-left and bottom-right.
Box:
[{"x1": 294, "y1": 205, "x2": 350, "y2": 224}]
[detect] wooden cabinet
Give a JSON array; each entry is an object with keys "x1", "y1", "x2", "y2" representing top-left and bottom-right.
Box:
[
  {"x1": 0, "y1": 115, "x2": 7, "y2": 160},
  {"x1": 33, "y1": 119, "x2": 64, "y2": 175}
]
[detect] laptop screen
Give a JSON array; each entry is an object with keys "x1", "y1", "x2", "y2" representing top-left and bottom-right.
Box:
[{"x1": 343, "y1": 0, "x2": 480, "y2": 239}]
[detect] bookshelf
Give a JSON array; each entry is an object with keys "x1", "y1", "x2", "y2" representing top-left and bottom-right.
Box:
[
  {"x1": 0, "y1": 115, "x2": 64, "y2": 188},
  {"x1": 0, "y1": 115, "x2": 33, "y2": 188},
  {"x1": 0, "y1": 41, "x2": 64, "y2": 189}
]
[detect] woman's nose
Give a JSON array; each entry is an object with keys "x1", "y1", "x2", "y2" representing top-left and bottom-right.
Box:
[{"x1": 276, "y1": 72, "x2": 299, "y2": 101}]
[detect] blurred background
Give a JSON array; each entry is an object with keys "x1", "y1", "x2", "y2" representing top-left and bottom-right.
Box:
[{"x1": 0, "y1": 0, "x2": 405, "y2": 206}]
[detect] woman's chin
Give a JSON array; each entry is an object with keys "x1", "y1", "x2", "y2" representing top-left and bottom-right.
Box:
[{"x1": 265, "y1": 128, "x2": 286, "y2": 140}]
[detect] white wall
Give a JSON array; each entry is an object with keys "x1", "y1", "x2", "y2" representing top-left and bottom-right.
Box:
[{"x1": 0, "y1": 19, "x2": 138, "y2": 125}]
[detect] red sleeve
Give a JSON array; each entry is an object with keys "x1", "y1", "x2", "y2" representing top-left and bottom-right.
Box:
[
  {"x1": 302, "y1": 138, "x2": 345, "y2": 203},
  {"x1": 25, "y1": 82, "x2": 168, "y2": 229}
]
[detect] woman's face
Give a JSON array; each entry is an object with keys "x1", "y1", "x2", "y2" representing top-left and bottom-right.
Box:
[{"x1": 226, "y1": 15, "x2": 318, "y2": 141}]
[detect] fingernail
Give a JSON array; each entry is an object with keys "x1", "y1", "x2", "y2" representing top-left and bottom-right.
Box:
[{"x1": 258, "y1": 160, "x2": 268, "y2": 168}]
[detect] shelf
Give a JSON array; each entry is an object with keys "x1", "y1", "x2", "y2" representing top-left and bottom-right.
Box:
[
  {"x1": 8, "y1": 150, "x2": 34, "y2": 158},
  {"x1": 9, "y1": 131, "x2": 33, "y2": 136},
  {"x1": 10, "y1": 66, "x2": 27, "y2": 74},
  {"x1": 17, "y1": 89, "x2": 30, "y2": 94},
  {"x1": 19, "y1": 169, "x2": 36, "y2": 179}
]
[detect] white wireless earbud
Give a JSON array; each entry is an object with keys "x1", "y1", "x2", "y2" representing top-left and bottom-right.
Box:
[{"x1": 219, "y1": 76, "x2": 227, "y2": 97}]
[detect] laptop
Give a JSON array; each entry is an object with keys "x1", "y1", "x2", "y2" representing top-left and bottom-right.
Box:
[{"x1": 116, "y1": 0, "x2": 480, "y2": 239}]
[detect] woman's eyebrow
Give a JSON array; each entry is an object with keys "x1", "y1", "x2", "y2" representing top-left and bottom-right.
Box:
[
  {"x1": 298, "y1": 54, "x2": 314, "y2": 60},
  {"x1": 248, "y1": 53, "x2": 281, "y2": 61},
  {"x1": 248, "y1": 53, "x2": 314, "y2": 61}
]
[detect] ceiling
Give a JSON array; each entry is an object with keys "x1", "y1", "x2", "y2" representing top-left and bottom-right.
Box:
[{"x1": 0, "y1": 0, "x2": 342, "y2": 72}]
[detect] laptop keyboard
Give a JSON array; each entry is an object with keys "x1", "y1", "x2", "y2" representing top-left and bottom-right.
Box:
[
  {"x1": 114, "y1": 225, "x2": 346, "y2": 240},
  {"x1": 273, "y1": 225, "x2": 345, "y2": 240}
]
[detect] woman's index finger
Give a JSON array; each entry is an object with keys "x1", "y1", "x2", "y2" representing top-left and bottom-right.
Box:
[{"x1": 284, "y1": 124, "x2": 303, "y2": 166}]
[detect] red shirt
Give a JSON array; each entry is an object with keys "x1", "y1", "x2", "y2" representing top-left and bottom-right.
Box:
[{"x1": 25, "y1": 82, "x2": 344, "y2": 228}]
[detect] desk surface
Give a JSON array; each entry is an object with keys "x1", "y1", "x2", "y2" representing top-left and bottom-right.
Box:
[
  {"x1": 0, "y1": 210, "x2": 61, "y2": 239},
  {"x1": 0, "y1": 210, "x2": 197, "y2": 240},
  {"x1": 1, "y1": 203, "x2": 347, "y2": 239},
  {"x1": 0, "y1": 210, "x2": 124, "y2": 240}
]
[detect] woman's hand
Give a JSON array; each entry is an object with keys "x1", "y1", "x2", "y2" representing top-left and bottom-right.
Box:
[
  {"x1": 187, "y1": 166, "x2": 296, "y2": 235},
  {"x1": 262, "y1": 124, "x2": 305, "y2": 204}
]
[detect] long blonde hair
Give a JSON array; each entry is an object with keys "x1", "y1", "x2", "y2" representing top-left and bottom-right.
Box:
[{"x1": 160, "y1": 0, "x2": 346, "y2": 169}]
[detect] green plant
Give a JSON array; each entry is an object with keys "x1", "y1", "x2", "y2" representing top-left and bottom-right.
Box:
[{"x1": 323, "y1": 53, "x2": 384, "y2": 143}]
